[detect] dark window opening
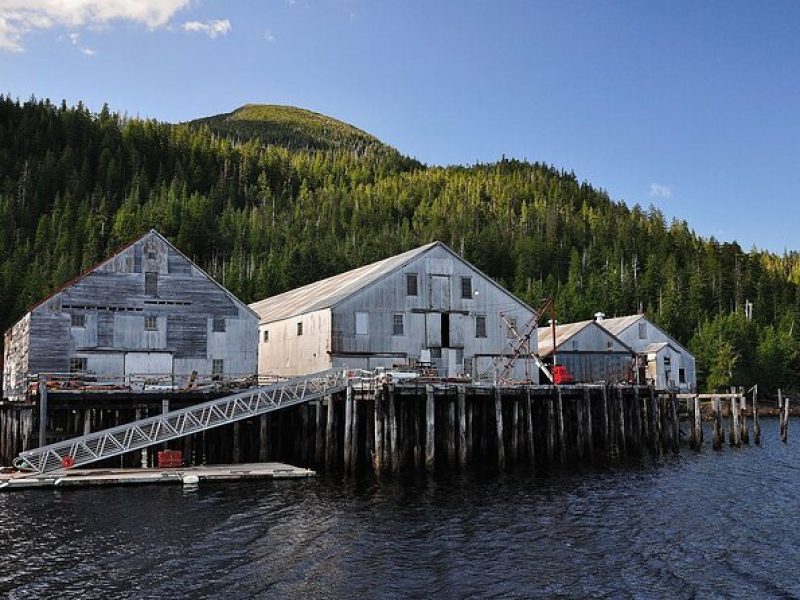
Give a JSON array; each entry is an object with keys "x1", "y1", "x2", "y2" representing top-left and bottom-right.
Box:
[
  {"x1": 406, "y1": 273, "x2": 418, "y2": 296},
  {"x1": 441, "y1": 313, "x2": 450, "y2": 348},
  {"x1": 461, "y1": 277, "x2": 472, "y2": 299},
  {"x1": 476, "y1": 315, "x2": 487, "y2": 338},
  {"x1": 263, "y1": 330, "x2": 269, "y2": 343},
  {"x1": 212, "y1": 359, "x2": 224, "y2": 379},
  {"x1": 145, "y1": 271, "x2": 158, "y2": 296},
  {"x1": 69, "y1": 357, "x2": 87, "y2": 373},
  {"x1": 71, "y1": 313, "x2": 85, "y2": 328},
  {"x1": 212, "y1": 317, "x2": 226, "y2": 332},
  {"x1": 297, "y1": 322, "x2": 303, "y2": 336},
  {"x1": 144, "y1": 315, "x2": 157, "y2": 331},
  {"x1": 393, "y1": 314, "x2": 404, "y2": 336},
  {"x1": 679, "y1": 368, "x2": 686, "y2": 384},
  {"x1": 638, "y1": 322, "x2": 647, "y2": 339}
]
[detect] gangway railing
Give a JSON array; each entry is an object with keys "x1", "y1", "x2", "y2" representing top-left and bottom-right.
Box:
[{"x1": 14, "y1": 368, "x2": 360, "y2": 475}]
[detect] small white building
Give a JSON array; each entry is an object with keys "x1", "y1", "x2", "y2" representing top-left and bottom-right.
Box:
[
  {"x1": 2, "y1": 230, "x2": 259, "y2": 401},
  {"x1": 597, "y1": 314, "x2": 696, "y2": 392},
  {"x1": 250, "y1": 242, "x2": 538, "y2": 381},
  {"x1": 537, "y1": 320, "x2": 634, "y2": 383}
]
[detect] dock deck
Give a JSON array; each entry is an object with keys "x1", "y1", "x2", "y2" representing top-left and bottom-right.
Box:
[{"x1": 0, "y1": 462, "x2": 315, "y2": 491}]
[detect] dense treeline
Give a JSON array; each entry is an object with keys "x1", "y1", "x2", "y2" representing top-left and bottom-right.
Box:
[{"x1": 1, "y1": 96, "x2": 799, "y2": 394}]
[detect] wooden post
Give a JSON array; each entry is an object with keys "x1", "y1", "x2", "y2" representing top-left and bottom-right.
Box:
[
  {"x1": 632, "y1": 386, "x2": 641, "y2": 452},
  {"x1": 693, "y1": 396, "x2": 702, "y2": 449},
  {"x1": 494, "y1": 387, "x2": 506, "y2": 470},
  {"x1": 649, "y1": 387, "x2": 660, "y2": 456},
  {"x1": 782, "y1": 394, "x2": 790, "y2": 444},
  {"x1": 575, "y1": 393, "x2": 585, "y2": 461},
  {"x1": 670, "y1": 393, "x2": 680, "y2": 454},
  {"x1": 525, "y1": 386, "x2": 535, "y2": 468},
  {"x1": 740, "y1": 388, "x2": 749, "y2": 445},
  {"x1": 325, "y1": 396, "x2": 335, "y2": 470},
  {"x1": 556, "y1": 387, "x2": 566, "y2": 462},
  {"x1": 388, "y1": 385, "x2": 399, "y2": 473},
  {"x1": 712, "y1": 397, "x2": 722, "y2": 450},
  {"x1": 425, "y1": 385, "x2": 435, "y2": 471},
  {"x1": 343, "y1": 385, "x2": 353, "y2": 473},
  {"x1": 752, "y1": 385, "x2": 761, "y2": 446},
  {"x1": 584, "y1": 388, "x2": 593, "y2": 459},
  {"x1": 602, "y1": 385, "x2": 610, "y2": 453},
  {"x1": 350, "y1": 384, "x2": 359, "y2": 472},
  {"x1": 511, "y1": 397, "x2": 520, "y2": 463},
  {"x1": 546, "y1": 391, "x2": 556, "y2": 461},
  {"x1": 83, "y1": 409, "x2": 92, "y2": 437},
  {"x1": 373, "y1": 388, "x2": 383, "y2": 472},
  {"x1": 617, "y1": 387, "x2": 627, "y2": 455},
  {"x1": 457, "y1": 386, "x2": 467, "y2": 467},
  {"x1": 447, "y1": 395, "x2": 457, "y2": 465},
  {"x1": 38, "y1": 374, "x2": 48, "y2": 448},
  {"x1": 260, "y1": 414, "x2": 269, "y2": 462},
  {"x1": 466, "y1": 394, "x2": 474, "y2": 464},
  {"x1": 640, "y1": 386, "x2": 650, "y2": 449},
  {"x1": 729, "y1": 396, "x2": 740, "y2": 448}
]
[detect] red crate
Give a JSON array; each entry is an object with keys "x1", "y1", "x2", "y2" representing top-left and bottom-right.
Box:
[{"x1": 157, "y1": 450, "x2": 183, "y2": 469}]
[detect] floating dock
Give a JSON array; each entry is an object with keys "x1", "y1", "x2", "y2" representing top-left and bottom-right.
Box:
[{"x1": 0, "y1": 462, "x2": 315, "y2": 491}]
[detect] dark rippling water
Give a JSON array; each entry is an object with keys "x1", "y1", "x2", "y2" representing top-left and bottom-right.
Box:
[{"x1": 1, "y1": 419, "x2": 798, "y2": 599}]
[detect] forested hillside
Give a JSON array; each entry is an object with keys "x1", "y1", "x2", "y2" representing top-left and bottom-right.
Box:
[{"x1": 1, "y1": 96, "x2": 799, "y2": 393}]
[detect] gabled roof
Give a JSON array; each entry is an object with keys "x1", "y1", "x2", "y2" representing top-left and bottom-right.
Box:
[
  {"x1": 596, "y1": 314, "x2": 645, "y2": 337},
  {"x1": 644, "y1": 341, "x2": 678, "y2": 354},
  {"x1": 9, "y1": 229, "x2": 258, "y2": 330},
  {"x1": 250, "y1": 241, "x2": 535, "y2": 324},
  {"x1": 597, "y1": 313, "x2": 692, "y2": 357},
  {"x1": 537, "y1": 319, "x2": 633, "y2": 357}
]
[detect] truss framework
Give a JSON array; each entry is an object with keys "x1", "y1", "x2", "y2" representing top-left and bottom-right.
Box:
[{"x1": 14, "y1": 369, "x2": 353, "y2": 475}]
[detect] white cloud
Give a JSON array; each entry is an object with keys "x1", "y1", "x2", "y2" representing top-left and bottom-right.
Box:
[
  {"x1": 264, "y1": 29, "x2": 275, "y2": 43},
  {"x1": 649, "y1": 183, "x2": 672, "y2": 199},
  {"x1": 68, "y1": 32, "x2": 80, "y2": 45},
  {"x1": 182, "y1": 19, "x2": 231, "y2": 39},
  {"x1": 80, "y1": 46, "x2": 95, "y2": 56},
  {"x1": 0, "y1": 0, "x2": 191, "y2": 51}
]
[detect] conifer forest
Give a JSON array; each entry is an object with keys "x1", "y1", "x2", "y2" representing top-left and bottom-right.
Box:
[{"x1": 2, "y1": 96, "x2": 799, "y2": 394}]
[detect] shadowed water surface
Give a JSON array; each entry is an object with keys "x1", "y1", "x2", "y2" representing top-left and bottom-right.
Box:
[{"x1": 1, "y1": 420, "x2": 798, "y2": 599}]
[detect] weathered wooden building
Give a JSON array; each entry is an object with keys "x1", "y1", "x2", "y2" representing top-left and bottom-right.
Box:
[
  {"x1": 597, "y1": 314, "x2": 697, "y2": 392},
  {"x1": 250, "y1": 242, "x2": 538, "y2": 380},
  {"x1": 2, "y1": 230, "x2": 258, "y2": 401},
  {"x1": 537, "y1": 320, "x2": 634, "y2": 383}
]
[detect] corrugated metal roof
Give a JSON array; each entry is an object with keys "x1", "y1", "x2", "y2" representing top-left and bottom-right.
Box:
[
  {"x1": 249, "y1": 242, "x2": 440, "y2": 323},
  {"x1": 536, "y1": 320, "x2": 593, "y2": 356},
  {"x1": 645, "y1": 341, "x2": 675, "y2": 354},
  {"x1": 596, "y1": 314, "x2": 644, "y2": 336}
]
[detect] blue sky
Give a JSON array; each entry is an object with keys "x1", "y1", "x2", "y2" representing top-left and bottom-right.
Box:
[{"x1": 2, "y1": 1, "x2": 799, "y2": 252}]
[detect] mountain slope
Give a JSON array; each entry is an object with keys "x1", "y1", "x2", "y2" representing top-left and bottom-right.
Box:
[{"x1": 188, "y1": 104, "x2": 399, "y2": 156}]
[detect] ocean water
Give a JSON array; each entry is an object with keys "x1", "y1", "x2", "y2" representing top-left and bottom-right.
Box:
[{"x1": 1, "y1": 419, "x2": 797, "y2": 599}]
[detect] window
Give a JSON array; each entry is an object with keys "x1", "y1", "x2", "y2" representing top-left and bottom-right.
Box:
[
  {"x1": 69, "y1": 357, "x2": 87, "y2": 373},
  {"x1": 263, "y1": 329, "x2": 269, "y2": 343},
  {"x1": 355, "y1": 312, "x2": 369, "y2": 335},
  {"x1": 297, "y1": 322, "x2": 303, "y2": 336},
  {"x1": 144, "y1": 315, "x2": 157, "y2": 331},
  {"x1": 146, "y1": 251, "x2": 157, "y2": 260},
  {"x1": 638, "y1": 322, "x2": 647, "y2": 339},
  {"x1": 145, "y1": 271, "x2": 158, "y2": 296},
  {"x1": 607, "y1": 341, "x2": 614, "y2": 350},
  {"x1": 71, "y1": 313, "x2": 85, "y2": 328},
  {"x1": 212, "y1": 359, "x2": 224, "y2": 378},
  {"x1": 664, "y1": 356, "x2": 671, "y2": 367},
  {"x1": 461, "y1": 277, "x2": 473, "y2": 299},
  {"x1": 393, "y1": 314, "x2": 405, "y2": 336},
  {"x1": 679, "y1": 368, "x2": 686, "y2": 384},
  {"x1": 475, "y1": 315, "x2": 487, "y2": 338},
  {"x1": 212, "y1": 317, "x2": 226, "y2": 332},
  {"x1": 406, "y1": 273, "x2": 418, "y2": 296},
  {"x1": 572, "y1": 340, "x2": 579, "y2": 350}
]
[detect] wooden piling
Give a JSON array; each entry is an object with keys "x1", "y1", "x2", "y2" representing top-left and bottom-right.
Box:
[
  {"x1": 387, "y1": 385, "x2": 399, "y2": 473},
  {"x1": 729, "y1": 394, "x2": 740, "y2": 448},
  {"x1": 740, "y1": 389, "x2": 749, "y2": 445},
  {"x1": 584, "y1": 388, "x2": 594, "y2": 459},
  {"x1": 425, "y1": 385, "x2": 435, "y2": 471},
  {"x1": 752, "y1": 385, "x2": 760, "y2": 446},
  {"x1": 556, "y1": 387, "x2": 566, "y2": 462},
  {"x1": 325, "y1": 395, "x2": 335, "y2": 470},
  {"x1": 693, "y1": 396, "x2": 702, "y2": 449},
  {"x1": 344, "y1": 385, "x2": 353, "y2": 473},
  {"x1": 457, "y1": 386, "x2": 467, "y2": 468},
  {"x1": 546, "y1": 392, "x2": 556, "y2": 461},
  {"x1": 575, "y1": 393, "x2": 585, "y2": 461},
  {"x1": 38, "y1": 375, "x2": 48, "y2": 448},
  {"x1": 260, "y1": 414, "x2": 269, "y2": 462},
  {"x1": 373, "y1": 388, "x2": 384, "y2": 472},
  {"x1": 511, "y1": 398, "x2": 520, "y2": 463},
  {"x1": 494, "y1": 387, "x2": 506, "y2": 470},
  {"x1": 649, "y1": 388, "x2": 661, "y2": 456},
  {"x1": 525, "y1": 386, "x2": 535, "y2": 467},
  {"x1": 350, "y1": 384, "x2": 359, "y2": 471},
  {"x1": 712, "y1": 397, "x2": 722, "y2": 450},
  {"x1": 617, "y1": 387, "x2": 627, "y2": 456},
  {"x1": 782, "y1": 393, "x2": 790, "y2": 444},
  {"x1": 602, "y1": 385, "x2": 610, "y2": 453},
  {"x1": 670, "y1": 393, "x2": 680, "y2": 454}
]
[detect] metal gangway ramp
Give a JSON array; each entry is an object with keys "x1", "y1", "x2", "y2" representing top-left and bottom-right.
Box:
[{"x1": 14, "y1": 369, "x2": 352, "y2": 475}]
